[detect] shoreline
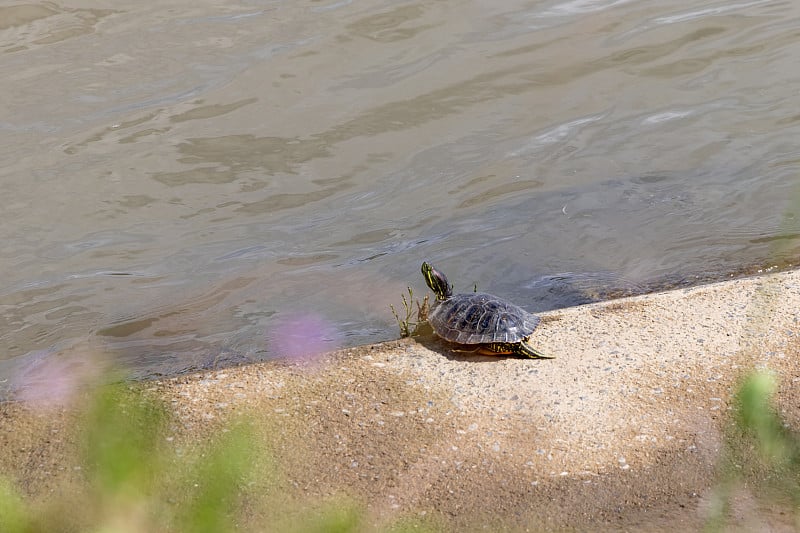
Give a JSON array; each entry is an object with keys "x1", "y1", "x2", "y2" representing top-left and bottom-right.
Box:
[{"x1": 2, "y1": 269, "x2": 800, "y2": 530}]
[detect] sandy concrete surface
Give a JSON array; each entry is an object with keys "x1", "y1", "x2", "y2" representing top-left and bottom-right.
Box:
[{"x1": 2, "y1": 269, "x2": 800, "y2": 531}]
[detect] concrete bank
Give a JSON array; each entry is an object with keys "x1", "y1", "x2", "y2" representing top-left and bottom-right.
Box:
[{"x1": 2, "y1": 269, "x2": 800, "y2": 530}]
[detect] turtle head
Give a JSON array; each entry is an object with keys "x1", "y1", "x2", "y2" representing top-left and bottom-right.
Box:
[{"x1": 421, "y1": 261, "x2": 452, "y2": 300}]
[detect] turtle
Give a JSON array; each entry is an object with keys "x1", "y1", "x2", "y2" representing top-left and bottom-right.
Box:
[{"x1": 421, "y1": 261, "x2": 552, "y2": 359}]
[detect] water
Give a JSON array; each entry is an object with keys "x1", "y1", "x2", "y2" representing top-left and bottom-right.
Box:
[{"x1": 2, "y1": 0, "x2": 800, "y2": 383}]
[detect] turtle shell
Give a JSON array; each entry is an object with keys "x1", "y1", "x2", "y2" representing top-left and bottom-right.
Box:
[{"x1": 428, "y1": 292, "x2": 540, "y2": 344}]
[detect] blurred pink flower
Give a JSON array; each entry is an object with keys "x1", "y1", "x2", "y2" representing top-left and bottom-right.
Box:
[
  {"x1": 11, "y1": 347, "x2": 104, "y2": 408},
  {"x1": 271, "y1": 312, "x2": 338, "y2": 362}
]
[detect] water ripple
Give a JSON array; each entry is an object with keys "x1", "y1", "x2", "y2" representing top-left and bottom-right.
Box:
[{"x1": 653, "y1": 0, "x2": 776, "y2": 25}]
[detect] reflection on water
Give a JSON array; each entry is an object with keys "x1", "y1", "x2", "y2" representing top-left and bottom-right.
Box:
[{"x1": 1, "y1": 0, "x2": 800, "y2": 388}]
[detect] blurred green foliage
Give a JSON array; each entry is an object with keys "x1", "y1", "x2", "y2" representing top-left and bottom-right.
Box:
[
  {"x1": 177, "y1": 420, "x2": 256, "y2": 533},
  {"x1": 0, "y1": 384, "x2": 435, "y2": 533},
  {"x1": 83, "y1": 385, "x2": 169, "y2": 498},
  {"x1": 734, "y1": 372, "x2": 800, "y2": 465},
  {"x1": 0, "y1": 478, "x2": 27, "y2": 532},
  {"x1": 706, "y1": 371, "x2": 800, "y2": 531}
]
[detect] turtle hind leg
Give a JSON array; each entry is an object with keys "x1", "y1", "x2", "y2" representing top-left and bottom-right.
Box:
[
  {"x1": 513, "y1": 340, "x2": 554, "y2": 360},
  {"x1": 483, "y1": 342, "x2": 553, "y2": 359},
  {"x1": 479, "y1": 343, "x2": 514, "y2": 357}
]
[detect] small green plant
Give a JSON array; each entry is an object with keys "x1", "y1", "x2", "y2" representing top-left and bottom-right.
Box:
[{"x1": 390, "y1": 286, "x2": 429, "y2": 337}]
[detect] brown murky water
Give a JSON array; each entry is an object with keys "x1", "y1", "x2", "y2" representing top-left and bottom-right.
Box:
[{"x1": 2, "y1": 1, "x2": 800, "y2": 383}]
